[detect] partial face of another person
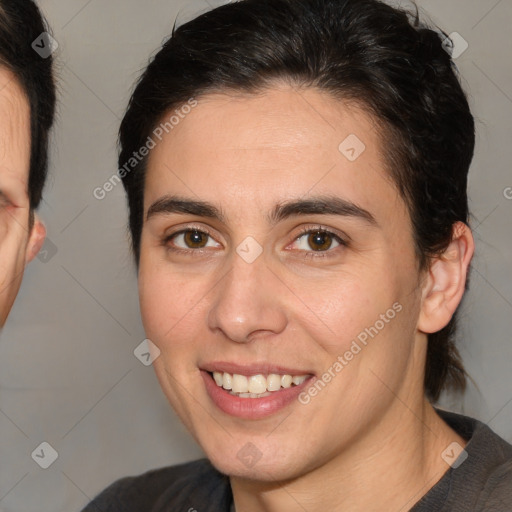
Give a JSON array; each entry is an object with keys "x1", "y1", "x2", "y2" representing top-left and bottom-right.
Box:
[
  {"x1": 137, "y1": 85, "x2": 447, "y2": 480},
  {"x1": 0, "y1": 67, "x2": 45, "y2": 327}
]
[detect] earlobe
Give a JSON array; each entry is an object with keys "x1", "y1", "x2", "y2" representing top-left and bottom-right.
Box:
[
  {"x1": 25, "y1": 215, "x2": 47, "y2": 263},
  {"x1": 417, "y1": 222, "x2": 474, "y2": 334}
]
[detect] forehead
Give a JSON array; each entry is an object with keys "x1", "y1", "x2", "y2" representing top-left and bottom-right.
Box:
[
  {"x1": 0, "y1": 66, "x2": 31, "y2": 194},
  {"x1": 144, "y1": 85, "x2": 402, "y2": 223}
]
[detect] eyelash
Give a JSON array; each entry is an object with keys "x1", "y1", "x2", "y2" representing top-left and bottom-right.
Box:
[
  {"x1": 162, "y1": 226, "x2": 218, "y2": 258},
  {"x1": 294, "y1": 226, "x2": 348, "y2": 259},
  {"x1": 162, "y1": 224, "x2": 348, "y2": 259}
]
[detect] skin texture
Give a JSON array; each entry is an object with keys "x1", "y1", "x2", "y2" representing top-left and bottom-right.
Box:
[
  {"x1": 139, "y1": 84, "x2": 474, "y2": 511},
  {"x1": 0, "y1": 67, "x2": 46, "y2": 328}
]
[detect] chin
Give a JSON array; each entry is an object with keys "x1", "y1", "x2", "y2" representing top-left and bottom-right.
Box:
[{"x1": 201, "y1": 436, "x2": 307, "y2": 483}]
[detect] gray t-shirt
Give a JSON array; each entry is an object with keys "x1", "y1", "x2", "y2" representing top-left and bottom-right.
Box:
[{"x1": 82, "y1": 409, "x2": 512, "y2": 511}]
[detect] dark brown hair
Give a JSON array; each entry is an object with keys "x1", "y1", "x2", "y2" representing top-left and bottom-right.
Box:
[{"x1": 118, "y1": 0, "x2": 474, "y2": 401}]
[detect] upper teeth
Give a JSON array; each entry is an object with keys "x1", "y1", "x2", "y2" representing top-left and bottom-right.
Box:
[{"x1": 212, "y1": 371, "x2": 308, "y2": 394}]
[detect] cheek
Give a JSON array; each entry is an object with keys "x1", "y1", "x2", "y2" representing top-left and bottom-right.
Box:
[
  {"x1": 138, "y1": 261, "x2": 207, "y2": 352},
  {"x1": 288, "y1": 270, "x2": 399, "y2": 346},
  {"x1": 0, "y1": 212, "x2": 30, "y2": 268},
  {"x1": 292, "y1": 269, "x2": 420, "y2": 388},
  {"x1": 0, "y1": 229, "x2": 28, "y2": 326},
  {"x1": 139, "y1": 268, "x2": 177, "y2": 344}
]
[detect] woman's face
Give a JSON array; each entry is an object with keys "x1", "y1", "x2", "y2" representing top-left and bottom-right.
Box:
[
  {"x1": 0, "y1": 67, "x2": 44, "y2": 328},
  {"x1": 139, "y1": 85, "x2": 427, "y2": 481}
]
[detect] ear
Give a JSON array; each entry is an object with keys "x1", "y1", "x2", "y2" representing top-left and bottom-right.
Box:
[
  {"x1": 25, "y1": 214, "x2": 46, "y2": 263},
  {"x1": 417, "y1": 222, "x2": 474, "y2": 334}
]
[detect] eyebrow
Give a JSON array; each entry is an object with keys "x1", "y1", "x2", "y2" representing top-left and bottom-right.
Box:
[{"x1": 146, "y1": 194, "x2": 377, "y2": 226}]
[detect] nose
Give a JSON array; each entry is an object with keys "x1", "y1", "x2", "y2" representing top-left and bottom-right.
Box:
[{"x1": 207, "y1": 251, "x2": 287, "y2": 343}]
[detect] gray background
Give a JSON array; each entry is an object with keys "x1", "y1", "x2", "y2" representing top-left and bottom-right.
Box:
[{"x1": 0, "y1": 0, "x2": 511, "y2": 510}]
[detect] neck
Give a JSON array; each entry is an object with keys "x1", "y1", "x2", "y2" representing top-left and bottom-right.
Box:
[{"x1": 230, "y1": 400, "x2": 465, "y2": 512}]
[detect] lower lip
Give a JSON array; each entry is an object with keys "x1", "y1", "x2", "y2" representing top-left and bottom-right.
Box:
[{"x1": 201, "y1": 370, "x2": 313, "y2": 420}]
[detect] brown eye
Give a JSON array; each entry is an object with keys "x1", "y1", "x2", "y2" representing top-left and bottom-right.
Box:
[
  {"x1": 290, "y1": 228, "x2": 346, "y2": 256},
  {"x1": 307, "y1": 231, "x2": 334, "y2": 251},
  {"x1": 164, "y1": 228, "x2": 221, "y2": 252},
  {"x1": 183, "y1": 230, "x2": 208, "y2": 248},
  {"x1": 0, "y1": 191, "x2": 13, "y2": 208}
]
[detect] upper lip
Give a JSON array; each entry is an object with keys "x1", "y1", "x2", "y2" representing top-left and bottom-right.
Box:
[{"x1": 201, "y1": 361, "x2": 314, "y2": 377}]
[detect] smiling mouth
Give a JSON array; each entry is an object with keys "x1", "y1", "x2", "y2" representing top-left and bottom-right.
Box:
[{"x1": 209, "y1": 371, "x2": 311, "y2": 398}]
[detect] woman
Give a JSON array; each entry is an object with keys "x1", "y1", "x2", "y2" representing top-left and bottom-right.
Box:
[{"x1": 84, "y1": 0, "x2": 512, "y2": 510}]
